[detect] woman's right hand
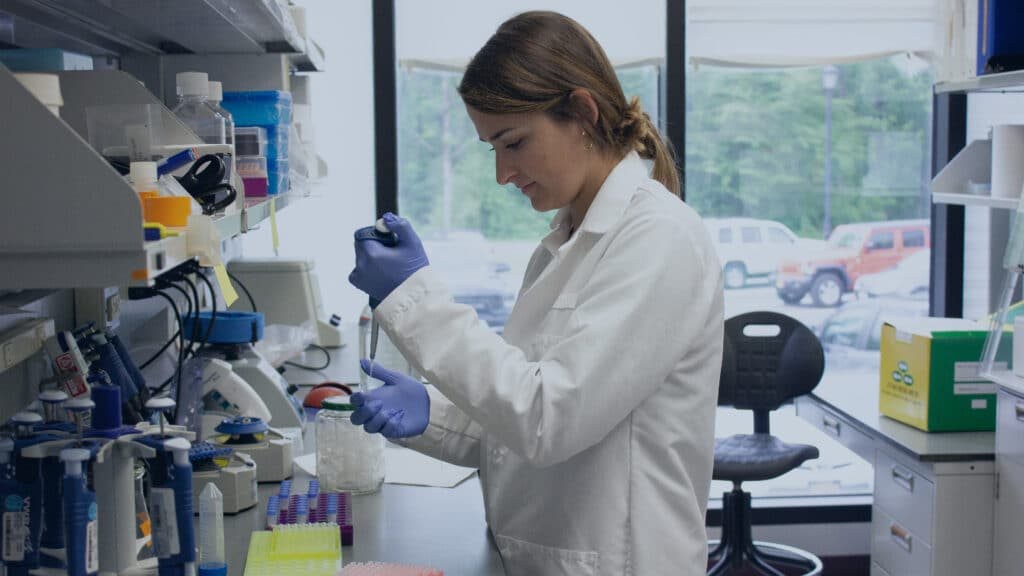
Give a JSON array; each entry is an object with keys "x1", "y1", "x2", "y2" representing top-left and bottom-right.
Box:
[{"x1": 349, "y1": 212, "x2": 430, "y2": 305}]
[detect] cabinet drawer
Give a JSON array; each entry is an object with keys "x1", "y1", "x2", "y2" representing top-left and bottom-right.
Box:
[
  {"x1": 870, "y1": 562, "x2": 892, "y2": 576},
  {"x1": 874, "y1": 449, "x2": 934, "y2": 544},
  {"x1": 872, "y1": 505, "x2": 932, "y2": 576},
  {"x1": 997, "y1": 389, "x2": 1024, "y2": 465},
  {"x1": 798, "y1": 399, "x2": 874, "y2": 463}
]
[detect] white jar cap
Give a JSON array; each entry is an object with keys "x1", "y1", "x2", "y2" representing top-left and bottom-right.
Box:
[
  {"x1": 129, "y1": 161, "x2": 158, "y2": 187},
  {"x1": 14, "y1": 73, "x2": 63, "y2": 107},
  {"x1": 208, "y1": 81, "x2": 223, "y2": 102},
  {"x1": 176, "y1": 71, "x2": 209, "y2": 97}
]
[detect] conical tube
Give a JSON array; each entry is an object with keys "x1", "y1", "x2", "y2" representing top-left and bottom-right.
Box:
[{"x1": 198, "y1": 483, "x2": 226, "y2": 575}]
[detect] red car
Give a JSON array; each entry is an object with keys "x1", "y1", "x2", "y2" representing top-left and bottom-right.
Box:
[{"x1": 775, "y1": 220, "x2": 930, "y2": 307}]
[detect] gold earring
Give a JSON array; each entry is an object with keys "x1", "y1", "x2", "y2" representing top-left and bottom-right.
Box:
[{"x1": 582, "y1": 131, "x2": 593, "y2": 151}]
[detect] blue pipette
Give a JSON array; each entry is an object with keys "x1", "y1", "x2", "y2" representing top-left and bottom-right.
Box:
[{"x1": 354, "y1": 218, "x2": 399, "y2": 386}]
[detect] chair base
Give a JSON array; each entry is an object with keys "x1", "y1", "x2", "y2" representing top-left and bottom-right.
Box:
[{"x1": 707, "y1": 487, "x2": 823, "y2": 576}]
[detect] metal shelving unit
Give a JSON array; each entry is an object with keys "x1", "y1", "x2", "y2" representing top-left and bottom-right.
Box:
[
  {"x1": 0, "y1": 65, "x2": 297, "y2": 289},
  {"x1": 0, "y1": 0, "x2": 305, "y2": 55},
  {"x1": 0, "y1": 1, "x2": 323, "y2": 293}
]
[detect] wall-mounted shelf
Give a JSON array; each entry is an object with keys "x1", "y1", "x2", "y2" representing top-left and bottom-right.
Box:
[
  {"x1": 932, "y1": 193, "x2": 1019, "y2": 210},
  {"x1": 292, "y1": 38, "x2": 326, "y2": 73},
  {"x1": 0, "y1": 65, "x2": 298, "y2": 289},
  {"x1": 935, "y1": 70, "x2": 1024, "y2": 94},
  {"x1": 0, "y1": 318, "x2": 55, "y2": 377},
  {"x1": 216, "y1": 195, "x2": 294, "y2": 239},
  {"x1": 0, "y1": 0, "x2": 309, "y2": 56}
]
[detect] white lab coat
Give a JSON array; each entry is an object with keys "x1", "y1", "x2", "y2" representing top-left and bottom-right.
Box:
[{"x1": 378, "y1": 152, "x2": 724, "y2": 575}]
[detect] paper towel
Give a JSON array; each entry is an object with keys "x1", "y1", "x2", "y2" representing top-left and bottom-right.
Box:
[{"x1": 992, "y1": 125, "x2": 1024, "y2": 199}]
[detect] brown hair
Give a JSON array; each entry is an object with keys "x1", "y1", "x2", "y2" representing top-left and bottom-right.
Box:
[{"x1": 458, "y1": 11, "x2": 680, "y2": 196}]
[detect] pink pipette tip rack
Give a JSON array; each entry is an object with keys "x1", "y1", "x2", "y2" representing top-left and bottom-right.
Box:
[{"x1": 338, "y1": 562, "x2": 444, "y2": 576}]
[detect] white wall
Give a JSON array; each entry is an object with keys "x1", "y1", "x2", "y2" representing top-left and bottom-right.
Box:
[{"x1": 244, "y1": 0, "x2": 376, "y2": 325}]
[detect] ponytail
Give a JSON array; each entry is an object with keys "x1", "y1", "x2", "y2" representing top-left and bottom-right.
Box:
[{"x1": 614, "y1": 97, "x2": 680, "y2": 197}]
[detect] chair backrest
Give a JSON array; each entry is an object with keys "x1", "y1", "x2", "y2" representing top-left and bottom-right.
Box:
[{"x1": 718, "y1": 311, "x2": 824, "y2": 431}]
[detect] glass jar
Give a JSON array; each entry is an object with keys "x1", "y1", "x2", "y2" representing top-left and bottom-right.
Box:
[{"x1": 315, "y1": 397, "x2": 384, "y2": 494}]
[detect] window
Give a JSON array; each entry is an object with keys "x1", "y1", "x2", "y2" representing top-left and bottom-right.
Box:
[
  {"x1": 903, "y1": 229, "x2": 925, "y2": 248},
  {"x1": 767, "y1": 227, "x2": 793, "y2": 244},
  {"x1": 867, "y1": 231, "x2": 895, "y2": 251},
  {"x1": 740, "y1": 226, "x2": 762, "y2": 244},
  {"x1": 719, "y1": 227, "x2": 733, "y2": 244},
  {"x1": 820, "y1": 305, "x2": 872, "y2": 348},
  {"x1": 396, "y1": 1, "x2": 665, "y2": 332},
  {"x1": 687, "y1": 4, "x2": 935, "y2": 502}
]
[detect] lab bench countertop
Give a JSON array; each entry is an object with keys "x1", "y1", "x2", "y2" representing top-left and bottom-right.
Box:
[
  {"x1": 216, "y1": 473, "x2": 505, "y2": 576},
  {"x1": 211, "y1": 334, "x2": 506, "y2": 575},
  {"x1": 798, "y1": 368, "x2": 995, "y2": 462}
]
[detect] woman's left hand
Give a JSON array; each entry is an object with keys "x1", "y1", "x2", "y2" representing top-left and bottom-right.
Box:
[
  {"x1": 349, "y1": 212, "x2": 430, "y2": 305},
  {"x1": 351, "y1": 359, "x2": 430, "y2": 438}
]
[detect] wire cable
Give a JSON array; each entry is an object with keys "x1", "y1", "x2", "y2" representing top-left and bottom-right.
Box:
[
  {"x1": 195, "y1": 269, "x2": 218, "y2": 347},
  {"x1": 139, "y1": 329, "x2": 179, "y2": 371},
  {"x1": 226, "y1": 268, "x2": 258, "y2": 312},
  {"x1": 284, "y1": 343, "x2": 332, "y2": 371},
  {"x1": 151, "y1": 290, "x2": 185, "y2": 407},
  {"x1": 175, "y1": 275, "x2": 204, "y2": 356}
]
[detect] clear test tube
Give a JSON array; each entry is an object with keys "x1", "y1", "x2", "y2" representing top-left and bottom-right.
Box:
[{"x1": 198, "y1": 483, "x2": 226, "y2": 576}]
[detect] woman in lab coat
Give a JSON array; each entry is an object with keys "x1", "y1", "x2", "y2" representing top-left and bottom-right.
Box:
[{"x1": 349, "y1": 11, "x2": 723, "y2": 576}]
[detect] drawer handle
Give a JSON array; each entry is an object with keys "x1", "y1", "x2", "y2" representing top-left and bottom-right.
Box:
[
  {"x1": 822, "y1": 415, "x2": 841, "y2": 437},
  {"x1": 1016, "y1": 402, "x2": 1024, "y2": 422},
  {"x1": 891, "y1": 465, "x2": 915, "y2": 492},
  {"x1": 889, "y1": 523, "x2": 913, "y2": 553}
]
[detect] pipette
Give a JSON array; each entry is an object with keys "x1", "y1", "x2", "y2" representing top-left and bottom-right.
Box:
[{"x1": 354, "y1": 218, "x2": 399, "y2": 387}]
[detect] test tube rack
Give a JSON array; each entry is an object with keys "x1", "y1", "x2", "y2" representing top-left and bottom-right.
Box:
[{"x1": 266, "y1": 480, "x2": 353, "y2": 545}]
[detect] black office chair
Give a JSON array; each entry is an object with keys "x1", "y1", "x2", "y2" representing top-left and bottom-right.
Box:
[{"x1": 707, "y1": 311, "x2": 825, "y2": 576}]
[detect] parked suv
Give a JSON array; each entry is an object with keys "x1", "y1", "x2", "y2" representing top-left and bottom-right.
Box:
[
  {"x1": 775, "y1": 219, "x2": 930, "y2": 307},
  {"x1": 704, "y1": 218, "x2": 818, "y2": 289}
]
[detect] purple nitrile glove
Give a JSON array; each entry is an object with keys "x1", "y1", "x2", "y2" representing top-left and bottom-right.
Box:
[
  {"x1": 350, "y1": 358, "x2": 430, "y2": 438},
  {"x1": 349, "y1": 212, "x2": 429, "y2": 306}
]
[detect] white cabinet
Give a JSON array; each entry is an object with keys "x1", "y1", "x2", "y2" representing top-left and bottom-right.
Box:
[
  {"x1": 796, "y1": 390, "x2": 996, "y2": 576},
  {"x1": 994, "y1": 387, "x2": 1024, "y2": 576},
  {"x1": 868, "y1": 446, "x2": 993, "y2": 576}
]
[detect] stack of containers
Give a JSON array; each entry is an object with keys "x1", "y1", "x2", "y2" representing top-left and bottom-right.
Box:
[{"x1": 221, "y1": 90, "x2": 292, "y2": 196}]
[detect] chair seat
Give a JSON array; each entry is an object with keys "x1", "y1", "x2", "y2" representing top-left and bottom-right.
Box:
[{"x1": 712, "y1": 434, "x2": 819, "y2": 482}]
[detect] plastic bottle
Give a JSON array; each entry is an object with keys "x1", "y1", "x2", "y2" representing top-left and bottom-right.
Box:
[
  {"x1": 315, "y1": 397, "x2": 384, "y2": 494},
  {"x1": 128, "y1": 161, "x2": 159, "y2": 195},
  {"x1": 171, "y1": 72, "x2": 226, "y2": 146},
  {"x1": 206, "y1": 81, "x2": 235, "y2": 183},
  {"x1": 129, "y1": 160, "x2": 192, "y2": 228}
]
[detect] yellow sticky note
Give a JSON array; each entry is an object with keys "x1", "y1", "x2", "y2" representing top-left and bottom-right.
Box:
[
  {"x1": 270, "y1": 197, "x2": 280, "y2": 254},
  {"x1": 213, "y1": 264, "x2": 239, "y2": 307}
]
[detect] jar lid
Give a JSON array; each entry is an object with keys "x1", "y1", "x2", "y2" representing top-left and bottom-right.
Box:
[{"x1": 320, "y1": 396, "x2": 354, "y2": 411}]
